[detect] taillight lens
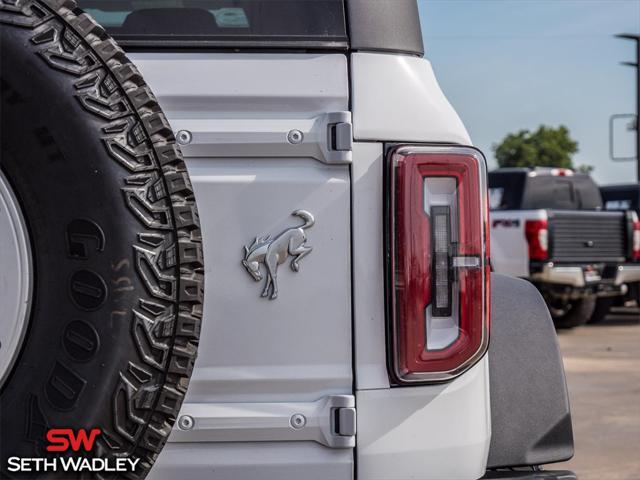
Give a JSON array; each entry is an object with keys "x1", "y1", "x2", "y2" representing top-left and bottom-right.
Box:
[
  {"x1": 525, "y1": 219, "x2": 549, "y2": 261},
  {"x1": 633, "y1": 219, "x2": 640, "y2": 261},
  {"x1": 388, "y1": 146, "x2": 490, "y2": 383}
]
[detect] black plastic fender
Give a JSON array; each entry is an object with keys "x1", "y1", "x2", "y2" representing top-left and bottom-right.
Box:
[{"x1": 487, "y1": 274, "x2": 574, "y2": 468}]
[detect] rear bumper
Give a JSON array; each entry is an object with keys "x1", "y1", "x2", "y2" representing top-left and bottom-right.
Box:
[
  {"x1": 614, "y1": 264, "x2": 640, "y2": 285},
  {"x1": 531, "y1": 263, "x2": 640, "y2": 288},
  {"x1": 531, "y1": 264, "x2": 586, "y2": 287},
  {"x1": 482, "y1": 470, "x2": 576, "y2": 480}
]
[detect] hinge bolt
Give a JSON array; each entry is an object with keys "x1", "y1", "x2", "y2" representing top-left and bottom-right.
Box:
[
  {"x1": 290, "y1": 413, "x2": 306, "y2": 429},
  {"x1": 178, "y1": 415, "x2": 195, "y2": 430},
  {"x1": 176, "y1": 130, "x2": 193, "y2": 145},
  {"x1": 287, "y1": 129, "x2": 304, "y2": 145}
]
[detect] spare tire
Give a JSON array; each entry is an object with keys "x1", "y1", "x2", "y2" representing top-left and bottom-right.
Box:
[{"x1": 0, "y1": 1, "x2": 203, "y2": 478}]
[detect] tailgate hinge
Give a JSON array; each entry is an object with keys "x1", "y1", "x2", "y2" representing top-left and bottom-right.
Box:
[
  {"x1": 170, "y1": 395, "x2": 356, "y2": 449},
  {"x1": 326, "y1": 111, "x2": 353, "y2": 160},
  {"x1": 171, "y1": 111, "x2": 352, "y2": 165}
]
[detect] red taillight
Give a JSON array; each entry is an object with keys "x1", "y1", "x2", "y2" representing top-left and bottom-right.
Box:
[
  {"x1": 550, "y1": 168, "x2": 573, "y2": 177},
  {"x1": 633, "y1": 219, "x2": 640, "y2": 261},
  {"x1": 389, "y1": 146, "x2": 490, "y2": 383},
  {"x1": 525, "y1": 219, "x2": 549, "y2": 261}
]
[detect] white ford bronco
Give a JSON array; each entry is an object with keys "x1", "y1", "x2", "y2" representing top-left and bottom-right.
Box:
[{"x1": 1, "y1": 1, "x2": 576, "y2": 479}]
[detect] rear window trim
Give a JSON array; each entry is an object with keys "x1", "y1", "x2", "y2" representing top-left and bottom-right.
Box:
[
  {"x1": 113, "y1": 38, "x2": 349, "y2": 50},
  {"x1": 79, "y1": 0, "x2": 349, "y2": 51},
  {"x1": 76, "y1": 0, "x2": 424, "y2": 55}
]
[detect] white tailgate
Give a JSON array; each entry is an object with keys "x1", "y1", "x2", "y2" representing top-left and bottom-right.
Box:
[{"x1": 133, "y1": 53, "x2": 353, "y2": 480}]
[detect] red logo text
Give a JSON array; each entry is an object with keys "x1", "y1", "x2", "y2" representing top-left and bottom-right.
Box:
[{"x1": 46, "y1": 428, "x2": 102, "y2": 452}]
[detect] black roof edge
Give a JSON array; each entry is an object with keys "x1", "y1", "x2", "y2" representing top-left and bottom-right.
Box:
[
  {"x1": 599, "y1": 183, "x2": 640, "y2": 190},
  {"x1": 347, "y1": 0, "x2": 424, "y2": 57}
]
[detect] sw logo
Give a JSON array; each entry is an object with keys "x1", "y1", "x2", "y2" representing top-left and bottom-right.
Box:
[
  {"x1": 6, "y1": 428, "x2": 139, "y2": 473},
  {"x1": 46, "y1": 428, "x2": 101, "y2": 452}
]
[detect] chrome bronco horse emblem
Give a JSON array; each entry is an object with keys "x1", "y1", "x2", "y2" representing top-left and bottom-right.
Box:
[{"x1": 242, "y1": 210, "x2": 314, "y2": 300}]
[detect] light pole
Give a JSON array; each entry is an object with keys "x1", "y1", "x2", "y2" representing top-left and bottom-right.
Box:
[{"x1": 615, "y1": 34, "x2": 640, "y2": 182}]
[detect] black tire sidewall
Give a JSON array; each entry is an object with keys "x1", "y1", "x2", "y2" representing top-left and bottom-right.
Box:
[
  {"x1": 553, "y1": 297, "x2": 596, "y2": 329},
  {"x1": 0, "y1": 4, "x2": 202, "y2": 475},
  {"x1": 1, "y1": 24, "x2": 141, "y2": 447}
]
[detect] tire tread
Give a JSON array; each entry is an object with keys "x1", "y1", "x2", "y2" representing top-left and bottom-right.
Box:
[{"x1": 0, "y1": 1, "x2": 203, "y2": 477}]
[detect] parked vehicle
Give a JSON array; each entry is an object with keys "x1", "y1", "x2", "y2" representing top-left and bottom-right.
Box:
[
  {"x1": 490, "y1": 167, "x2": 640, "y2": 328},
  {"x1": 598, "y1": 183, "x2": 640, "y2": 317},
  {"x1": 1, "y1": 1, "x2": 576, "y2": 479}
]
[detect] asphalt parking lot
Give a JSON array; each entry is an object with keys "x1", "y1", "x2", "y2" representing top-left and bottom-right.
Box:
[{"x1": 551, "y1": 308, "x2": 640, "y2": 480}]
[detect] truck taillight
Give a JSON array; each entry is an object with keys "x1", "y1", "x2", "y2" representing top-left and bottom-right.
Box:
[
  {"x1": 525, "y1": 219, "x2": 549, "y2": 261},
  {"x1": 633, "y1": 219, "x2": 640, "y2": 261},
  {"x1": 388, "y1": 146, "x2": 490, "y2": 383},
  {"x1": 550, "y1": 168, "x2": 573, "y2": 176}
]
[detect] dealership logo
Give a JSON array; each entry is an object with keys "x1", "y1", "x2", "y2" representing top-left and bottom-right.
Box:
[
  {"x1": 6, "y1": 428, "x2": 139, "y2": 473},
  {"x1": 46, "y1": 428, "x2": 101, "y2": 452}
]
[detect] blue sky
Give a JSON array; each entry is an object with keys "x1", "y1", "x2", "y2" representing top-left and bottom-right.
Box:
[{"x1": 418, "y1": 0, "x2": 640, "y2": 184}]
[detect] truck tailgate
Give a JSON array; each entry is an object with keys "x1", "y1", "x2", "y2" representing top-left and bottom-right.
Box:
[
  {"x1": 550, "y1": 210, "x2": 627, "y2": 263},
  {"x1": 133, "y1": 52, "x2": 354, "y2": 480}
]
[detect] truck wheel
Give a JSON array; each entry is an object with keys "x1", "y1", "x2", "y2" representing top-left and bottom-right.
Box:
[
  {"x1": 0, "y1": 1, "x2": 203, "y2": 478},
  {"x1": 587, "y1": 297, "x2": 615, "y2": 324},
  {"x1": 552, "y1": 297, "x2": 596, "y2": 329}
]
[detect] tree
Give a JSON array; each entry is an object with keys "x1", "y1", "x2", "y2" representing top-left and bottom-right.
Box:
[
  {"x1": 575, "y1": 164, "x2": 594, "y2": 174},
  {"x1": 493, "y1": 125, "x2": 579, "y2": 169}
]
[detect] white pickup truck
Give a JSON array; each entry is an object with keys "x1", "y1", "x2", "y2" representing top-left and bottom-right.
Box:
[
  {"x1": 1, "y1": 1, "x2": 576, "y2": 479},
  {"x1": 490, "y1": 167, "x2": 640, "y2": 328}
]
